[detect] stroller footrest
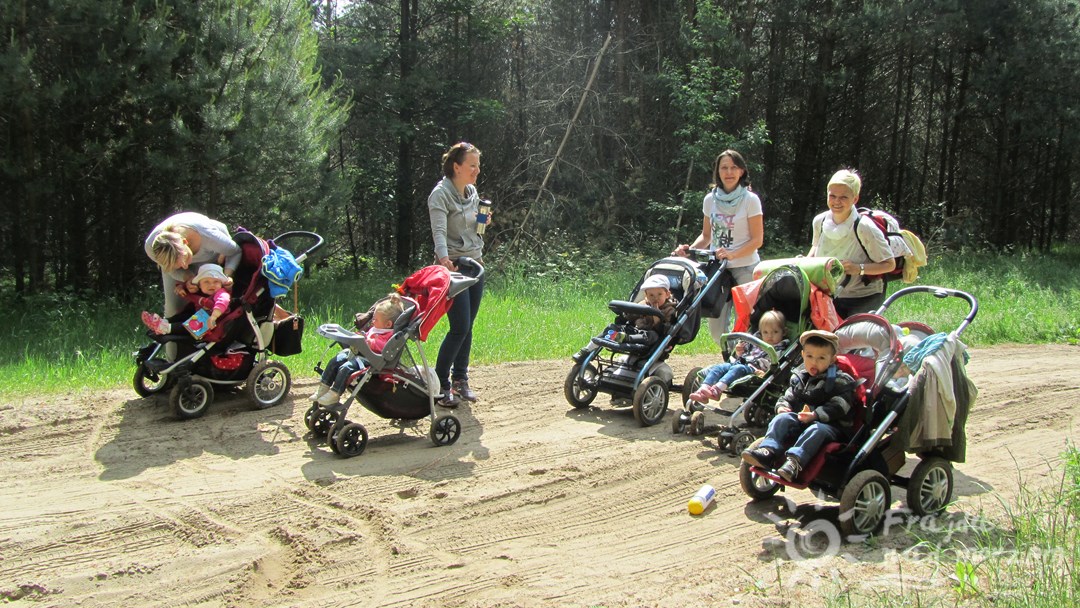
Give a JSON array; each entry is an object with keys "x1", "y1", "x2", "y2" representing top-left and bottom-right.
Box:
[
  {"x1": 591, "y1": 337, "x2": 651, "y2": 354},
  {"x1": 144, "y1": 359, "x2": 172, "y2": 373}
]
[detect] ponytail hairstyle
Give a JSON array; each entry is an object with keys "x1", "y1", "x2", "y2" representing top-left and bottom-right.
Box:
[
  {"x1": 441, "y1": 142, "x2": 481, "y2": 178},
  {"x1": 150, "y1": 227, "x2": 192, "y2": 271},
  {"x1": 375, "y1": 292, "x2": 406, "y2": 323}
]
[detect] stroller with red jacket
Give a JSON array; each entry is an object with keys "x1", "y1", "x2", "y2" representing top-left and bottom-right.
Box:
[
  {"x1": 304, "y1": 259, "x2": 482, "y2": 458},
  {"x1": 133, "y1": 229, "x2": 324, "y2": 419},
  {"x1": 738, "y1": 286, "x2": 978, "y2": 538}
]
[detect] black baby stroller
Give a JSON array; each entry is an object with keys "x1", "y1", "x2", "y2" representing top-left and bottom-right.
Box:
[
  {"x1": 674, "y1": 257, "x2": 845, "y2": 453},
  {"x1": 304, "y1": 259, "x2": 482, "y2": 458},
  {"x1": 739, "y1": 286, "x2": 978, "y2": 538},
  {"x1": 564, "y1": 250, "x2": 728, "y2": 426},
  {"x1": 133, "y1": 230, "x2": 324, "y2": 419}
]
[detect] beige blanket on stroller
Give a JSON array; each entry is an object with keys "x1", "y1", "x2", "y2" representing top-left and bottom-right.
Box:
[{"x1": 897, "y1": 337, "x2": 977, "y2": 462}]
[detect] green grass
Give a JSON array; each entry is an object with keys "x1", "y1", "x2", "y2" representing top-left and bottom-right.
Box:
[
  {"x1": 821, "y1": 446, "x2": 1080, "y2": 607},
  {"x1": 1, "y1": 247, "x2": 1078, "y2": 399}
]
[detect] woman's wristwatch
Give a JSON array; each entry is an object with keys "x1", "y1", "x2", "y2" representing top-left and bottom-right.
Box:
[{"x1": 859, "y1": 263, "x2": 866, "y2": 275}]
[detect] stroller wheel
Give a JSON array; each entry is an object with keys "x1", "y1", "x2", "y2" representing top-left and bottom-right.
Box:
[
  {"x1": 430, "y1": 415, "x2": 462, "y2": 447},
  {"x1": 564, "y1": 363, "x2": 599, "y2": 409},
  {"x1": 744, "y1": 401, "x2": 771, "y2": 427},
  {"x1": 632, "y1": 377, "x2": 669, "y2": 427},
  {"x1": 731, "y1": 430, "x2": 756, "y2": 455},
  {"x1": 689, "y1": 411, "x2": 706, "y2": 436},
  {"x1": 327, "y1": 419, "x2": 350, "y2": 454},
  {"x1": 303, "y1": 404, "x2": 319, "y2": 432},
  {"x1": 245, "y1": 361, "x2": 292, "y2": 409},
  {"x1": 170, "y1": 378, "x2": 214, "y2": 420},
  {"x1": 671, "y1": 408, "x2": 687, "y2": 434},
  {"x1": 133, "y1": 365, "x2": 171, "y2": 398},
  {"x1": 309, "y1": 408, "x2": 339, "y2": 440},
  {"x1": 332, "y1": 422, "x2": 369, "y2": 458},
  {"x1": 738, "y1": 438, "x2": 780, "y2": 501},
  {"x1": 907, "y1": 456, "x2": 954, "y2": 516},
  {"x1": 716, "y1": 433, "x2": 732, "y2": 452},
  {"x1": 839, "y1": 470, "x2": 892, "y2": 537},
  {"x1": 681, "y1": 367, "x2": 703, "y2": 406}
]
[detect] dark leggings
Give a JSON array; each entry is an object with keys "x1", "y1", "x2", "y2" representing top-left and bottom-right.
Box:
[
  {"x1": 834, "y1": 290, "x2": 886, "y2": 320},
  {"x1": 435, "y1": 272, "x2": 485, "y2": 390}
]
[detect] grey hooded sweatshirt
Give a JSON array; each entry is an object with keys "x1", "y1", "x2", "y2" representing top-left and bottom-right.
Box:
[{"x1": 427, "y1": 176, "x2": 484, "y2": 262}]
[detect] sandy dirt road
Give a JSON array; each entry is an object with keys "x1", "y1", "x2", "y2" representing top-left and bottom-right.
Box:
[{"x1": 1, "y1": 344, "x2": 1078, "y2": 607}]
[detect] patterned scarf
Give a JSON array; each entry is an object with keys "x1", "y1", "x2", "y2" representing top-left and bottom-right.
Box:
[{"x1": 712, "y1": 184, "x2": 746, "y2": 214}]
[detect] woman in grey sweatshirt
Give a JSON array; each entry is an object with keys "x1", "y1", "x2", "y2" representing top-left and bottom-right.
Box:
[{"x1": 427, "y1": 142, "x2": 487, "y2": 408}]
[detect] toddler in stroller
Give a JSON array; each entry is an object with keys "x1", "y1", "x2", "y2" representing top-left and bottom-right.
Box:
[
  {"x1": 740, "y1": 329, "x2": 863, "y2": 482},
  {"x1": 310, "y1": 294, "x2": 406, "y2": 406},
  {"x1": 132, "y1": 230, "x2": 323, "y2": 420},
  {"x1": 565, "y1": 251, "x2": 728, "y2": 426},
  {"x1": 141, "y1": 264, "x2": 232, "y2": 338},
  {"x1": 672, "y1": 261, "x2": 819, "y2": 448},
  {"x1": 603, "y1": 274, "x2": 678, "y2": 346},
  {"x1": 305, "y1": 259, "x2": 482, "y2": 458},
  {"x1": 688, "y1": 310, "x2": 789, "y2": 402}
]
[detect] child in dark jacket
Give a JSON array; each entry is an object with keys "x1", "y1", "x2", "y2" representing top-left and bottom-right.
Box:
[
  {"x1": 611, "y1": 274, "x2": 678, "y2": 345},
  {"x1": 740, "y1": 329, "x2": 859, "y2": 482}
]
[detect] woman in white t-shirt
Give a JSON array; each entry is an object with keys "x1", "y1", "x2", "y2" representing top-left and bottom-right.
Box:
[
  {"x1": 673, "y1": 149, "x2": 763, "y2": 346},
  {"x1": 809, "y1": 169, "x2": 895, "y2": 318}
]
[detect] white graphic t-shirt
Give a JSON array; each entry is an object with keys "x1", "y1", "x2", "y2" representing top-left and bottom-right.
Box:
[{"x1": 702, "y1": 188, "x2": 763, "y2": 269}]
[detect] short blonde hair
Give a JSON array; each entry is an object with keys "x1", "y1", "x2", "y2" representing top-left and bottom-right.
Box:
[
  {"x1": 758, "y1": 310, "x2": 787, "y2": 333},
  {"x1": 150, "y1": 229, "x2": 191, "y2": 271},
  {"x1": 827, "y1": 169, "x2": 861, "y2": 198}
]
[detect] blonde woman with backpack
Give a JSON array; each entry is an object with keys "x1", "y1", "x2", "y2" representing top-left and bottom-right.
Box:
[{"x1": 808, "y1": 170, "x2": 895, "y2": 319}]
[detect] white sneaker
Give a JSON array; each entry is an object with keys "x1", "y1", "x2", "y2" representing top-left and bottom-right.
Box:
[
  {"x1": 317, "y1": 390, "x2": 341, "y2": 406},
  {"x1": 309, "y1": 383, "x2": 331, "y2": 402}
]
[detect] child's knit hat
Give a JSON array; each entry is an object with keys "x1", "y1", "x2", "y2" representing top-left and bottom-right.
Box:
[
  {"x1": 641, "y1": 274, "x2": 670, "y2": 291},
  {"x1": 194, "y1": 263, "x2": 228, "y2": 285}
]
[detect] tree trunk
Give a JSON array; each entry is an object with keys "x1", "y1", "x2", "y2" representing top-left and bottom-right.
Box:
[
  {"x1": 789, "y1": 0, "x2": 835, "y2": 239},
  {"x1": 394, "y1": 0, "x2": 418, "y2": 269}
]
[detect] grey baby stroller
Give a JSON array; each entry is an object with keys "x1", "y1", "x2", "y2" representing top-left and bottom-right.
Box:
[
  {"x1": 304, "y1": 259, "x2": 482, "y2": 458},
  {"x1": 564, "y1": 251, "x2": 728, "y2": 426}
]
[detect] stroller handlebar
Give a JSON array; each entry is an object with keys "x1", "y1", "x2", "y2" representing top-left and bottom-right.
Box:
[
  {"x1": 685, "y1": 248, "x2": 715, "y2": 264},
  {"x1": 272, "y1": 231, "x2": 325, "y2": 264},
  {"x1": 716, "y1": 331, "x2": 782, "y2": 366},
  {"x1": 447, "y1": 257, "x2": 483, "y2": 298},
  {"x1": 453, "y1": 256, "x2": 484, "y2": 279},
  {"x1": 876, "y1": 285, "x2": 979, "y2": 337}
]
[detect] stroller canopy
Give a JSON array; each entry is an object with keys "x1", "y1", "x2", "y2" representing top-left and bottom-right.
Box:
[{"x1": 397, "y1": 265, "x2": 453, "y2": 341}]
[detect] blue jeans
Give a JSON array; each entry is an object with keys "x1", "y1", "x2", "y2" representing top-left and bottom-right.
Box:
[
  {"x1": 322, "y1": 350, "x2": 367, "y2": 394},
  {"x1": 435, "y1": 271, "x2": 485, "y2": 390},
  {"x1": 702, "y1": 362, "x2": 755, "y2": 387},
  {"x1": 759, "y1": 412, "x2": 849, "y2": 465}
]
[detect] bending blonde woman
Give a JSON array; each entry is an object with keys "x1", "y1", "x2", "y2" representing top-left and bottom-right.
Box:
[{"x1": 143, "y1": 211, "x2": 241, "y2": 322}]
